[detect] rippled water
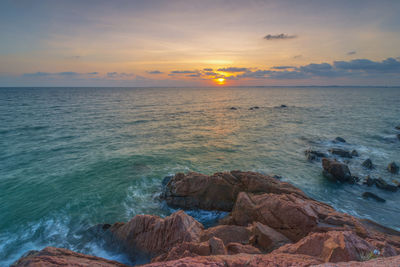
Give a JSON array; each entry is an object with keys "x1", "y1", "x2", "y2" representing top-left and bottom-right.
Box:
[{"x1": 1, "y1": 87, "x2": 400, "y2": 265}]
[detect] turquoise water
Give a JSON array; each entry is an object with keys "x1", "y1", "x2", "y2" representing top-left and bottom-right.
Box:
[{"x1": 1, "y1": 87, "x2": 400, "y2": 265}]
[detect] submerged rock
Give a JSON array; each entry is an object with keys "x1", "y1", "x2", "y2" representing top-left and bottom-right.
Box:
[
  {"x1": 249, "y1": 106, "x2": 260, "y2": 110},
  {"x1": 362, "y1": 192, "x2": 386, "y2": 203},
  {"x1": 396, "y1": 125, "x2": 400, "y2": 130},
  {"x1": 229, "y1": 107, "x2": 237, "y2": 110},
  {"x1": 334, "y1": 137, "x2": 347, "y2": 143},
  {"x1": 162, "y1": 171, "x2": 307, "y2": 211},
  {"x1": 362, "y1": 159, "x2": 374, "y2": 169},
  {"x1": 351, "y1": 150, "x2": 359, "y2": 157},
  {"x1": 280, "y1": 104, "x2": 288, "y2": 108},
  {"x1": 329, "y1": 148, "x2": 352, "y2": 158},
  {"x1": 397, "y1": 133, "x2": 400, "y2": 141},
  {"x1": 375, "y1": 178, "x2": 398, "y2": 192},
  {"x1": 322, "y1": 158, "x2": 352, "y2": 182},
  {"x1": 305, "y1": 149, "x2": 327, "y2": 161},
  {"x1": 363, "y1": 176, "x2": 376, "y2": 187},
  {"x1": 388, "y1": 162, "x2": 399, "y2": 174}
]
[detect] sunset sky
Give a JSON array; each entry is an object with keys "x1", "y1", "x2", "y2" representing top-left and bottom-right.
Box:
[{"x1": 1, "y1": 0, "x2": 400, "y2": 86}]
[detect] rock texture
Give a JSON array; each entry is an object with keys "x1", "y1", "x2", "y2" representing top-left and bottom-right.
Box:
[
  {"x1": 11, "y1": 247, "x2": 129, "y2": 267},
  {"x1": 315, "y1": 255, "x2": 400, "y2": 266},
  {"x1": 162, "y1": 170, "x2": 307, "y2": 211}
]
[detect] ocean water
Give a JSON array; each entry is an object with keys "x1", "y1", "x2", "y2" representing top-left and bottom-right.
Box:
[{"x1": 0, "y1": 86, "x2": 399, "y2": 265}]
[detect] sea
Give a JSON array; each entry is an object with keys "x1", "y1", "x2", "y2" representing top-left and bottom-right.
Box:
[{"x1": 0, "y1": 86, "x2": 399, "y2": 265}]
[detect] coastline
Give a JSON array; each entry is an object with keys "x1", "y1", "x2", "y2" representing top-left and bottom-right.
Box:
[{"x1": 12, "y1": 171, "x2": 400, "y2": 266}]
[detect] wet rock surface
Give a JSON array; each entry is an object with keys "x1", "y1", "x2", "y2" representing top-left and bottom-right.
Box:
[
  {"x1": 322, "y1": 158, "x2": 352, "y2": 183},
  {"x1": 388, "y1": 161, "x2": 399, "y2": 174},
  {"x1": 362, "y1": 192, "x2": 386, "y2": 203}
]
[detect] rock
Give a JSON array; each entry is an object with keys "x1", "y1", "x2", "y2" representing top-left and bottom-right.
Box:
[
  {"x1": 229, "y1": 107, "x2": 237, "y2": 110},
  {"x1": 315, "y1": 255, "x2": 400, "y2": 266},
  {"x1": 162, "y1": 171, "x2": 307, "y2": 211},
  {"x1": 397, "y1": 133, "x2": 400, "y2": 141},
  {"x1": 334, "y1": 137, "x2": 347, "y2": 143},
  {"x1": 388, "y1": 162, "x2": 399, "y2": 174},
  {"x1": 249, "y1": 106, "x2": 259, "y2": 110},
  {"x1": 108, "y1": 210, "x2": 203, "y2": 257},
  {"x1": 280, "y1": 104, "x2": 288, "y2": 108},
  {"x1": 392, "y1": 180, "x2": 400, "y2": 187},
  {"x1": 200, "y1": 225, "x2": 252, "y2": 245},
  {"x1": 362, "y1": 159, "x2": 374, "y2": 169},
  {"x1": 305, "y1": 149, "x2": 327, "y2": 161},
  {"x1": 329, "y1": 148, "x2": 352, "y2": 158},
  {"x1": 351, "y1": 150, "x2": 359, "y2": 157},
  {"x1": 225, "y1": 192, "x2": 363, "y2": 242},
  {"x1": 161, "y1": 175, "x2": 173, "y2": 187},
  {"x1": 274, "y1": 231, "x2": 377, "y2": 263},
  {"x1": 363, "y1": 176, "x2": 376, "y2": 187},
  {"x1": 322, "y1": 158, "x2": 352, "y2": 182},
  {"x1": 143, "y1": 253, "x2": 323, "y2": 267},
  {"x1": 362, "y1": 192, "x2": 386, "y2": 203},
  {"x1": 226, "y1": 243, "x2": 261, "y2": 254},
  {"x1": 209, "y1": 237, "x2": 227, "y2": 255},
  {"x1": 249, "y1": 222, "x2": 291, "y2": 252},
  {"x1": 396, "y1": 125, "x2": 400, "y2": 130},
  {"x1": 375, "y1": 178, "x2": 398, "y2": 192},
  {"x1": 10, "y1": 247, "x2": 129, "y2": 267},
  {"x1": 151, "y1": 240, "x2": 211, "y2": 262}
]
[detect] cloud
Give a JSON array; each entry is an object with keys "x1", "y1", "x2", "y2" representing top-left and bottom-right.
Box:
[
  {"x1": 147, "y1": 70, "x2": 163, "y2": 74},
  {"x1": 22, "y1": 72, "x2": 52, "y2": 77},
  {"x1": 334, "y1": 58, "x2": 400, "y2": 73},
  {"x1": 264, "y1": 34, "x2": 297, "y2": 40},
  {"x1": 271, "y1": 66, "x2": 296, "y2": 70},
  {"x1": 107, "y1": 72, "x2": 134, "y2": 78},
  {"x1": 217, "y1": 67, "x2": 248, "y2": 72},
  {"x1": 170, "y1": 70, "x2": 198, "y2": 74},
  {"x1": 347, "y1": 51, "x2": 356, "y2": 55},
  {"x1": 58, "y1": 72, "x2": 79, "y2": 76},
  {"x1": 87, "y1": 72, "x2": 98, "y2": 75},
  {"x1": 203, "y1": 68, "x2": 213, "y2": 71}
]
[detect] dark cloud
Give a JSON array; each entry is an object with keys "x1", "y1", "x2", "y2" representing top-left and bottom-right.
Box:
[
  {"x1": 59, "y1": 72, "x2": 79, "y2": 76},
  {"x1": 22, "y1": 72, "x2": 51, "y2": 77},
  {"x1": 272, "y1": 66, "x2": 296, "y2": 70},
  {"x1": 204, "y1": 71, "x2": 219, "y2": 76},
  {"x1": 170, "y1": 70, "x2": 198, "y2": 74},
  {"x1": 87, "y1": 72, "x2": 98, "y2": 75},
  {"x1": 217, "y1": 67, "x2": 248, "y2": 72},
  {"x1": 347, "y1": 51, "x2": 356, "y2": 55},
  {"x1": 203, "y1": 68, "x2": 213, "y2": 71},
  {"x1": 147, "y1": 70, "x2": 163, "y2": 74},
  {"x1": 334, "y1": 58, "x2": 400, "y2": 73},
  {"x1": 264, "y1": 34, "x2": 297, "y2": 40}
]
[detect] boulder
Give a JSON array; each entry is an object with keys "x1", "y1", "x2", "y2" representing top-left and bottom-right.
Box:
[
  {"x1": 322, "y1": 158, "x2": 352, "y2": 182},
  {"x1": 10, "y1": 247, "x2": 129, "y2": 267},
  {"x1": 144, "y1": 253, "x2": 323, "y2": 267},
  {"x1": 305, "y1": 149, "x2": 327, "y2": 161},
  {"x1": 108, "y1": 210, "x2": 203, "y2": 257},
  {"x1": 280, "y1": 104, "x2": 288, "y2": 108},
  {"x1": 334, "y1": 137, "x2": 347, "y2": 143},
  {"x1": 315, "y1": 255, "x2": 400, "y2": 266},
  {"x1": 249, "y1": 106, "x2": 260, "y2": 110},
  {"x1": 226, "y1": 243, "x2": 261, "y2": 254},
  {"x1": 375, "y1": 178, "x2": 398, "y2": 192},
  {"x1": 396, "y1": 125, "x2": 400, "y2": 130},
  {"x1": 362, "y1": 192, "x2": 386, "y2": 203},
  {"x1": 329, "y1": 148, "x2": 352, "y2": 158},
  {"x1": 351, "y1": 150, "x2": 359, "y2": 157},
  {"x1": 388, "y1": 162, "x2": 399, "y2": 174},
  {"x1": 363, "y1": 176, "x2": 375, "y2": 187},
  {"x1": 274, "y1": 231, "x2": 377, "y2": 263},
  {"x1": 224, "y1": 192, "x2": 362, "y2": 242},
  {"x1": 200, "y1": 225, "x2": 252, "y2": 245},
  {"x1": 229, "y1": 107, "x2": 237, "y2": 110},
  {"x1": 162, "y1": 171, "x2": 307, "y2": 211},
  {"x1": 362, "y1": 159, "x2": 374, "y2": 169},
  {"x1": 249, "y1": 222, "x2": 291, "y2": 252}
]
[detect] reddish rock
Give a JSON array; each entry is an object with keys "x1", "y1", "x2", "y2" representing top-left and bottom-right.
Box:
[
  {"x1": 151, "y1": 240, "x2": 211, "y2": 262},
  {"x1": 162, "y1": 170, "x2": 307, "y2": 211},
  {"x1": 225, "y1": 192, "x2": 362, "y2": 242},
  {"x1": 226, "y1": 243, "x2": 261, "y2": 254},
  {"x1": 10, "y1": 247, "x2": 129, "y2": 267},
  {"x1": 108, "y1": 210, "x2": 203, "y2": 257},
  {"x1": 275, "y1": 231, "x2": 377, "y2": 263},
  {"x1": 249, "y1": 222, "x2": 291, "y2": 252},
  {"x1": 200, "y1": 224, "x2": 252, "y2": 245},
  {"x1": 144, "y1": 253, "x2": 323, "y2": 267},
  {"x1": 314, "y1": 254, "x2": 400, "y2": 266}
]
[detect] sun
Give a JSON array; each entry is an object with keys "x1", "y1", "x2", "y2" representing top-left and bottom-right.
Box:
[{"x1": 215, "y1": 78, "x2": 225, "y2": 85}]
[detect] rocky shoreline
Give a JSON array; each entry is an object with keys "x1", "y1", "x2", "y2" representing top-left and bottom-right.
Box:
[{"x1": 12, "y1": 171, "x2": 400, "y2": 266}]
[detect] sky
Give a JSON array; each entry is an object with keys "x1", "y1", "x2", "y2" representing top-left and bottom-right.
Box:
[{"x1": 1, "y1": 0, "x2": 400, "y2": 87}]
